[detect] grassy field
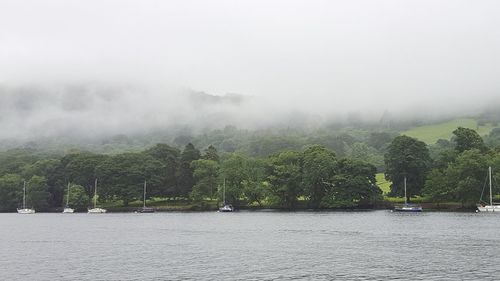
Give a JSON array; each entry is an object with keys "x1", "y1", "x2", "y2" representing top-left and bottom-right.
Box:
[
  {"x1": 376, "y1": 173, "x2": 391, "y2": 194},
  {"x1": 402, "y1": 118, "x2": 497, "y2": 144}
]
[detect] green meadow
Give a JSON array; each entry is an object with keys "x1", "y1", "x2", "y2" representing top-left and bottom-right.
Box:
[
  {"x1": 375, "y1": 173, "x2": 391, "y2": 194},
  {"x1": 402, "y1": 118, "x2": 496, "y2": 144}
]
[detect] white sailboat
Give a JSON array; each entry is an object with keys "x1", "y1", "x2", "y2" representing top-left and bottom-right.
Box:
[
  {"x1": 477, "y1": 166, "x2": 500, "y2": 212},
  {"x1": 88, "y1": 179, "x2": 107, "y2": 213},
  {"x1": 17, "y1": 181, "x2": 35, "y2": 214},
  {"x1": 218, "y1": 178, "x2": 234, "y2": 212},
  {"x1": 393, "y1": 176, "x2": 423, "y2": 212},
  {"x1": 62, "y1": 183, "x2": 75, "y2": 213},
  {"x1": 136, "y1": 180, "x2": 154, "y2": 213}
]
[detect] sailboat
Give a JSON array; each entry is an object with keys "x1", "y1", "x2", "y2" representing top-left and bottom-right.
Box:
[
  {"x1": 62, "y1": 183, "x2": 75, "y2": 213},
  {"x1": 136, "y1": 180, "x2": 154, "y2": 213},
  {"x1": 393, "y1": 176, "x2": 423, "y2": 212},
  {"x1": 17, "y1": 181, "x2": 35, "y2": 214},
  {"x1": 218, "y1": 178, "x2": 234, "y2": 212},
  {"x1": 477, "y1": 166, "x2": 500, "y2": 212},
  {"x1": 88, "y1": 179, "x2": 107, "y2": 213}
]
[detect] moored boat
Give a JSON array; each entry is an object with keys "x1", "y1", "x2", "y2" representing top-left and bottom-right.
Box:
[
  {"x1": 476, "y1": 166, "x2": 500, "y2": 213},
  {"x1": 218, "y1": 178, "x2": 234, "y2": 212},
  {"x1": 135, "y1": 180, "x2": 155, "y2": 213},
  {"x1": 88, "y1": 179, "x2": 107, "y2": 214},
  {"x1": 17, "y1": 181, "x2": 35, "y2": 214},
  {"x1": 393, "y1": 176, "x2": 422, "y2": 212},
  {"x1": 62, "y1": 183, "x2": 75, "y2": 213}
]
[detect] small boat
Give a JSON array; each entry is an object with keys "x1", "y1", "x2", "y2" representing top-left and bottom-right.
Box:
[
  {"x1": 62, "y1": 183, "x2": 75, "y2": 213},
  {"x1": 88, "y1": 179, "x2": 107, "y2": 214},
  {"x1": 218, "y1": 178, "x2": 234, "y2": 212},
  {"x1": 393, "y1": 176, "x2": 422, "y2": 212},
  {"x1": 477, "y1": 166, "x2": 500, "y2": 212},
  {"x1": 135, "y1": 180, "x2": 155, "y2": 213},
  {"x1": 219, "y1": 204, "x2": 234, "y2": 212},
  {"x1": 17, "y1": 181, "x2": 35, "y2": 214},
  {"x1": 393, "y1": 204, "x2": 423, "y2": 212}
]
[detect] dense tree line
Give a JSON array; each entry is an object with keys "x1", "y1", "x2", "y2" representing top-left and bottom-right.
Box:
[
  {"x1": 1, "y1": 125, "x2": 499, "y2": 211},
  {"x1": 384, "y1": 127, "x2": 500, "y2": 207},
  {"x1": 0, "y1": 142, "x2": 382, "y2": 211}
]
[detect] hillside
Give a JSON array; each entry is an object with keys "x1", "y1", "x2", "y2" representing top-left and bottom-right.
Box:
[{"x1": 402, "y1": 118, "x2": 497, "y2": 144}]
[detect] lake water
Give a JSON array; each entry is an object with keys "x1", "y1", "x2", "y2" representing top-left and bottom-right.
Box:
[{"x1": 1, "y1": 210, "x2": 499, "y2": 280}]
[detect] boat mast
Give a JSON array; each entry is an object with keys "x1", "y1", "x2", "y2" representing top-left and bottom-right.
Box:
[
  {"x1": 143, "y1": 180, "x2": 147, "y2": 209},
  {"x1": 223, "y1": 178, "x2": 226, "y2": 205},
  {"x1": 404, "y1": 176, "x2": 407, "y2": 205},
  {"x1": 66, "y1": 183, "x2": 70, "y2": 207},
  {"x1": 94, "y1": 178, "x2": 98, "y2": 209},
  {"x1": 23, "y1": 181, "x2": 26, "y2": 209},
  {"x1": 489, "y1": 166, "x2": 493, "y2": 206}
]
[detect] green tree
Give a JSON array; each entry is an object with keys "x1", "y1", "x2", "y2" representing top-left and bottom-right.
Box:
[
  {"x1": 218, "y1": 153, "x2": 255, "y2": 206},
  {"x1": 21, "y1": 158, "x2": 64, "y2": 208},
  {"x1": 367, "y1": 132, "x2": 394, "y2": 151},
  {"x1": 266, "y1": 150, "x2": 303, "y2": 209},
  {"x1": 452, "y1": 127, "x2": 487, "y2": 153},
  {"x1": 64, "y1": 184, "x2": 89, "y2": 210},
  {"x1": 176, "y1": 143, "x2": 201, "y2": 197},
  {"x1": 202, "y1": 145, "x2": 220, "y2": 162},
  {"x1": 302, "y1": 145, "x2": 337, "y2": 208},
  {"x1": 0, "y1": 174, "x2": 23, "y2": 211},
  {"x1": 240, "y1": 158, "x2": 267, "y2": 206},
  {"x1": 347, "y1": 142, "x2": 384, "y2": 169},
  {"x1": 144, "y1": 143, "x2": 180, "y2": 197},
  {"x1": 384, "y1": 135, "x2": 431, "y2": 201},
  {"x1": 422, "y1": 169, "x2": 453, "y2": 204},
  {"x1": 96, "y1": 153, "x2": 164, "y2": 206},
  {"x1": 190, "y1": 159, "x2": 219, "y2": 202},
  {"x1": 27, "y1": 175, "x2": 50, "y2": 211},
  {"x1": 322, "y1": 159, "x2": 381, "y2": 208},
  {"x1": 62, "y1": 153, "x2": 108, "y2": 197}
]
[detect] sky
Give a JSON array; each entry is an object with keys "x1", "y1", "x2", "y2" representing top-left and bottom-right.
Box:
[{"x1": 1, "y1": 0, "x2": 500, "y2": 138}]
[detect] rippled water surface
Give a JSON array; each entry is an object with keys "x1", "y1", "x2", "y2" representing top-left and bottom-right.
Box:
[{"x1": 1, "y1": 211, "x2": 499, "y2": 280}]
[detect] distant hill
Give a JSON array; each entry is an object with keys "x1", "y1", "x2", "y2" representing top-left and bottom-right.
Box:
[{"x1": 402, "y1": 118, "x2": 497, "y2": 144}]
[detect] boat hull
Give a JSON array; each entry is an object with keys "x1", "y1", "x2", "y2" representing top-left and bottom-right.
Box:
[
  {"x1": 393, "y1": 205, "x2": 423, "y2": 212},
  {"x1": 218, "y1": 205, "x2": 234, "y2": 212},
  {"x1": 17, "y1": 208, "x2": 35, "y2": 214},
  {"x1": 88, "y1": 208, "x2": 107, "y2": 213},
  {"x1": 62, "y1": 208, "x2": 75, "y2": 213},
  {"x1": 477, "y1": 205, "x2": 500, "y2": 212},
  {"x1": 136, "y1": 207, "x2": 155, "y2": 213}
]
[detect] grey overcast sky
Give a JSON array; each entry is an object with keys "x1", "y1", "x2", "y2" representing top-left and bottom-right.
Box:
[{"x1": 1, "y1": 0, "x2": 500, "y2": 137}]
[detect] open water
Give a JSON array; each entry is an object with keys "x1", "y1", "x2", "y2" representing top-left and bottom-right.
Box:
[{"x1": 0, "y1": 210, "x2": 499, "y2": 280}]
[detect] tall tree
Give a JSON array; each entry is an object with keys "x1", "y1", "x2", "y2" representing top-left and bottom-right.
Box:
[
  {"x1": 424, "y1": 149, "x2": 491, "y2": 206},
  {"x1": 452, "y1": 127, "x2": 487, "y2": 153},
  {"x1": 27, "y1": 175, "x2": 50, "y2": 211},
  {"x1": 176, "y1": 143, "x2": 201, "y2": 197},
  {"x1": 144, "y1": 143, "x2": 180, "y2": 197},
  {"x1": 384, "y1": 135, "x2": 431, "y2": 201},
  {"x1": 190, "y1": 159, "x2": 219, "y2": 202},
  {"x1": 0, "y1": 174, "x2": 23, "y2": 211},
  {"x1": 96, "y1": 153, "x2": 164, "y2": 206},
  {"x1": 302, "y1": 145, "x2": 337, "y2": 208},
  {"x1": 266, "y1": 151, "x2": 303, "y2": 209},
  {"x1": 62, "y1": 153, "x2": 108, "y2": 198},
  {"x1": 323, "y1": 158, "x2": 381, "y2": 208},
  {"x1": 218, "y1": 154, "x2": 248, "y2": 206},
  {"x1": 202, "y1": 145, "x2": 220, "y2": 162},
  {"x1": 21, "y1": 159, "x2": 63, "y2": 208},
  {"x1": 64, "y1": 183, "x2": 89, "y2": 210}
]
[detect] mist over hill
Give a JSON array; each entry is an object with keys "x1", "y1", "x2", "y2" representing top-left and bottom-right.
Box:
[
  {"x1": 1, "y1": 81, "x2": 499, "y2": 153},
  {"x1": 3, "y1": 0, "x2": 500, "y2": 149}
]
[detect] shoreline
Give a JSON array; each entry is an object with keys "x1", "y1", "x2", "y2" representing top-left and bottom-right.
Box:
[{"x1": 2, "y1": 202, "x2": 477, "y2": 213}]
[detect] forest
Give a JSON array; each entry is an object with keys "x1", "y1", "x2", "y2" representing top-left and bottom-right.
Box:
[{"x1": 1, "y1": 123, "x2": 500, "y2": 212}]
